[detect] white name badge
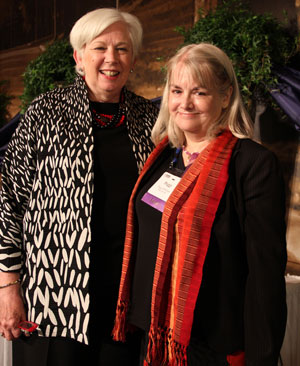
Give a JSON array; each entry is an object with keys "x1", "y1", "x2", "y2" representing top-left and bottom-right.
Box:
[{"x1": 141, "y1": 172, "x2": 181, "y2": 212}]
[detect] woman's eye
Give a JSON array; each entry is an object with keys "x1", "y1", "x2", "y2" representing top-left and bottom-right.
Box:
[
  {"x1": 117, "y1": 47, "x2": 128, "y2": 53},
  {"x1": 171, "y1": 89, "x2": 181, "y2": 94},
  {"x1": 196, "y1": 91, "x2": 206, "y2": 96},
  {"x1": 95, "y1": 47, "x2": 106, "y2": 51}
]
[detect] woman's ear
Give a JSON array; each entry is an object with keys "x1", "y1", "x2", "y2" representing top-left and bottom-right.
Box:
[
  {"x1": 73, "y1": 50, "x2": 83, "y2": 69},
  {"x1": 131, "y1": 58, "x2": 137, "y2": 72}
]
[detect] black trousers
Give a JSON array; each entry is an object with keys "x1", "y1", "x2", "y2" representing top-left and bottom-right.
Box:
[
  {"x1": 187, "y1": 338, "x2": 229, "y2": 366},
  {"x1": 139, "y1": 332, "x2": 229, "y2": 366},
  {"x1": 13, "y1": 332, "x2": 141, "y2": 366}
]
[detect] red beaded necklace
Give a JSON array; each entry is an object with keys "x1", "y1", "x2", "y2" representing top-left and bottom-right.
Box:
[{"x1": 90, "y1": 89, "x2": 125, "y2": 129}]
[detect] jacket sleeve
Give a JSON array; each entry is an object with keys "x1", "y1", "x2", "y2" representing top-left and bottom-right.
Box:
[
  {"x1": 240, "y1": 142, "x2": 287, "y2": 366},
  {"x1": 0, "y1": 106, "x2": 38, "y2": 272}
]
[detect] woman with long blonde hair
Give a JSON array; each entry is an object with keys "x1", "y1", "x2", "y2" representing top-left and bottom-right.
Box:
[{"x1": 113, "y1": 43, "x2": 286, "y2": 366}]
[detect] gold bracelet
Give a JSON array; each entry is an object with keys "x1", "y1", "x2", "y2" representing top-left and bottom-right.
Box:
[{"x1": 0, "y1": 278, "x2": 21, "y2": 289}]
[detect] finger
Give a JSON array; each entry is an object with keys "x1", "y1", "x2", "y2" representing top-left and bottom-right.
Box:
[
  {"x1": 3, "y1": 328, "x2": 21, "y2": 341},
  {"x1": 11, "y1": 327, "x2": 22, "y2": 339},
  {"x1": 2, "y1": 331, "x2": 10, "y2": 341}
]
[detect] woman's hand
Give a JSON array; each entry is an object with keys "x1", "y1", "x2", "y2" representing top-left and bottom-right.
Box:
[{"x1": 0, "y1": 274, "x2": 26, "y2": 341}]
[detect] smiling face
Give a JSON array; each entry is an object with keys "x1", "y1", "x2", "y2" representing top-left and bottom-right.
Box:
[
  {"x1": 168, "y1": 62, "x2": 232, "y2": 143},
  {"x1": 73, "y1": 21, "x2": 134, "y2": 102}
]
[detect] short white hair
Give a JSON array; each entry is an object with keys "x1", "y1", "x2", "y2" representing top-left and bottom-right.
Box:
[{"x1": 70, "y1": 8, "x2": 143, "y2": 60}]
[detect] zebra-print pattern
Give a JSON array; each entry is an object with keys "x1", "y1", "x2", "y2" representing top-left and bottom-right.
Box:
[{"x1": 0, "y1": 75, "x2": 158, "y2": 344}]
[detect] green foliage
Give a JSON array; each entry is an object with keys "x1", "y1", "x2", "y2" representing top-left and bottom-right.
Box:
[
  {"x1": 176, "y1": 0, "x2": 299, "y2": 111},
  {"x1": 0, "y1": 80, "x2": 13, "y2": 129},
  {"x1": 20, "y1": 39, "x2": 76, "y2": 112}
]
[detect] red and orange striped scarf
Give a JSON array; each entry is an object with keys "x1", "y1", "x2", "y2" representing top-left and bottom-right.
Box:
[{"x1": 113, "y1": 130, "x2": 238, "y2": 365}]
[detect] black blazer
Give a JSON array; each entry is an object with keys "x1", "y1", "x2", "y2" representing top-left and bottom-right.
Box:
[{"x1": 192, "y1": 138, "x2": 287, "y2": 366}]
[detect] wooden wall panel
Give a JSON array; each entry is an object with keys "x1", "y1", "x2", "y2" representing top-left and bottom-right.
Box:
[
  {"x1": 0, "y1": 44, "x2": 44, "y2": 117},
  {"x1": 55, "y1": 0, "x2": 116, "y2": 39},
  {"x1": 0, "y1": 0, "x2": 116, "y2": 51},
  {"x1": 0, "y1": 0, "x2": 53, "y2": 50}
]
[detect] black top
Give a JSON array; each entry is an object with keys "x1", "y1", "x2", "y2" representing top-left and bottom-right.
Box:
[
  {"x1": 89, "y1": 101, "x2": 138, "y2": 339},
  {"x1": 129, "y1": 146, "x2": 185, "y2": 331}
]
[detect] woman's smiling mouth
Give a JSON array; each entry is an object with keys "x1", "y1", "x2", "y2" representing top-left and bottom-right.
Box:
[{"x1": 100, "y1": 70, "x2": 120, "y2": 76}]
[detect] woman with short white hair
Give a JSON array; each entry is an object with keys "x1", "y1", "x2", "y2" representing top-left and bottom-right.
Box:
[{"x1": 0, "y1": 7, "x2": 158, "y2": 366}]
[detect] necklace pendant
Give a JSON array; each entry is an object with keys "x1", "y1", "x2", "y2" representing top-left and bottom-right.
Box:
[{"x1": 182, "y1": 145, "x2": 200, "y2": 165}]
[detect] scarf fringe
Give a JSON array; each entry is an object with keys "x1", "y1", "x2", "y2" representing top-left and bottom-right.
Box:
[
  {"x1": 144, "y1": 326, "x2": 187, "y2": 366},
  {"x1": 112, "y1": 300, "x2": 128, "y2": 342}
]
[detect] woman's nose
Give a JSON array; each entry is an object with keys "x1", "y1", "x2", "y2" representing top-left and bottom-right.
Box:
[
  {"x1": 105, "y1": 47, "x2": 118, "y2": 63},
  {"x1": 181, "y1": 95, "x2": 193, "y2": 109}
]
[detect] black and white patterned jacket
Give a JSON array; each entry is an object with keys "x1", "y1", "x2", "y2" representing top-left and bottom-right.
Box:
[{"x1": 0, "y1": 75, "x2": 158, "y2": 344}]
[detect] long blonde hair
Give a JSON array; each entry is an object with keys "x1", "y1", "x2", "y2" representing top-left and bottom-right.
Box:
[{"x1": 151, "y1": 43, "x2": 253, "y2": 147}]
